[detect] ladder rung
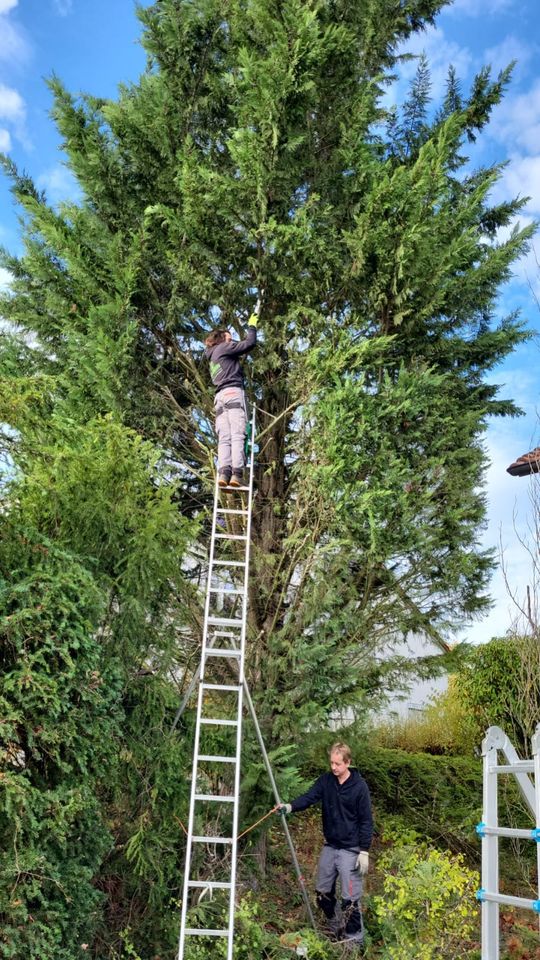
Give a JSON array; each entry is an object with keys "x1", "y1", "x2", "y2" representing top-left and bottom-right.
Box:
[
  {"x1": 479, "y1": 891, "x2": 540, "y2": 912},
  {"x1": 209, "y1": 587, "x2": 245, "y2": 595},
  {"x1": 215, "y1": 533, "x2": 247, "y2": 541},
  {"x1": 207, "y1": 617, "x2": 243, "y2": 627},
  {"x1": 203, "y1": 648, "x2": 240, "y2": 659},
  {"x1": 212, "y1": 631, "x2": 236, "y2": 636},
  {"x1": 212, "y1": 560, "x2": 245, "y2": 567},
  {"x1": 200, "y1": 717, "x2": 238, "y2": 726},
  {"x1": 185, "y1": 928, "x2": 229, "y2": 937},
  {"x1": 201, "y1": 683, "x2": 242, "y2": 692},
  {"x1": 191, "y1": 835, "x2": 233, "y2": 844},
  {"x1": 188, "y1": 881, "x2": 233, "y2": 890},
  {"x1": 216, "y1": 508, "x2": 248, "y2": 515},
  {"x1": 491, "y1": 762, "x2": 535, "y2": 774},
  {"x1": 224, "y1": 485, "x2": 250, "y2": 491},
  {"x1": 480, "y1": 825, "x2": 536, "y2": 840},
  {"x1": 198, "y1": 754, "x2": 237, "y2": 763},
  {"x1": 194, "y1": 793, "x2": 235, "y2": 803}
]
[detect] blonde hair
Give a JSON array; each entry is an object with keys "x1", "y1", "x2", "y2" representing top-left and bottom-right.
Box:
[{"x1": 329, "y1": 742, "x2": 352, "y2": 764}]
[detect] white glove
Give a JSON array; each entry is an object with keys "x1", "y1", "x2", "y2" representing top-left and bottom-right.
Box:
[
  {"x1": 276, "y1": 803, "x2": 292, "y2": 815},
  {"x1": 356, "y1": 851, "x2": 369, "y2": 875}
]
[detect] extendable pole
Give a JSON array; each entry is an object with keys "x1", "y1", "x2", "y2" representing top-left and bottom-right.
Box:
[{"x1": 243, "y1": 680, "x2": 317, "y2": 930}]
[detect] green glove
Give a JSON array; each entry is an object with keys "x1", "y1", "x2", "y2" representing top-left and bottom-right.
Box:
[{"x1": 248, "y1": 313, "x2": 258, "y2": 327}]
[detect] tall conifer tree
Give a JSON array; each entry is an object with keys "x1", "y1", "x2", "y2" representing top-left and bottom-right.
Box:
[{"x1": 0, "y1": 0, "x2": 533, "y2": 954}]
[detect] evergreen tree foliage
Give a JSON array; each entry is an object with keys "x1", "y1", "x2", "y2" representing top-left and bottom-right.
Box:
[
  {"x1": 0, "y1": 0, "x2": 534, "y2": 954},
  {"x1": 0, "y1": 363, "x2": 195, "y2": 955}
]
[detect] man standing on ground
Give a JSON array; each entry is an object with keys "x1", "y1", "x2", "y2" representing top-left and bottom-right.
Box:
[
  {"x1": 204, "y1": 311, "x2": 258, "y2": 487},
  {"x1": 277, "y1": 742, "x2": 373, "y2": 949}
]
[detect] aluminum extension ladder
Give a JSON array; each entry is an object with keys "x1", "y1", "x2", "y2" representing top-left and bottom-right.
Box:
[
  {"x1": 477, "y1": 724, "x2": 540, "y2": 959},
  {"x1": 177, "y1": 407, "x2": 256, "y2": 960}
]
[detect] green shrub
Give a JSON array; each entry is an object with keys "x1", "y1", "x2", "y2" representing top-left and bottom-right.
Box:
[
  {"x1": 181, "y1": 896, "x2": 292, "y2": 960},
  {"x1": 455, "y1": 636, "x2": 540, "y2": 757},
  {"x1": 373, "y1": 679, "x2": 478, "y2": 756},
  {"x1": 371, "y1": 842, "x2": 479, "y2": 959}
]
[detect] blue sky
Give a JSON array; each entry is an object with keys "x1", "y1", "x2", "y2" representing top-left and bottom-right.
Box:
[{"x1": 0, "y1": 0, "x2": 538, "y2": 644}]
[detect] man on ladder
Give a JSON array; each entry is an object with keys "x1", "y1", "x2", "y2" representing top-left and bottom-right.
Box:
[{"x1": 205, "y1": 306, "x2": 258, "y2": 488}]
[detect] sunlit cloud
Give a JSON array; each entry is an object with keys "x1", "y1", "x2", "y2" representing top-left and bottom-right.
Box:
[
  {"x1": 491, "y1": 79, "x2": 540, "y2": 155},
  {"x1": 483, "y1": 34, "x2": 536, "y2": 81},
  {"x1": 394, "y1": 25, "x2": 473, "y2": 104},
  {"x1": 0, "y1": 3, "x2": 30, "y2": 68},
  {"x1": 0, "y1": 82, "x2": 24, "y2": 123},
  {"x1": 0, "y1": 266, "x2": 13, "y2": 292},
  {"x1": 0, "y1": 81, "x2": 30, "y2": 149},
  {"x1": 37, "y1": 164, "x2": 81, "y2": 205}
]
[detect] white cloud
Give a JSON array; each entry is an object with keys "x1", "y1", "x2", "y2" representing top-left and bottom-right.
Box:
[
  {"x1": 52, "y1": 0, "x2": 73, "y2": 14},
  {"x1": 491, "y1": 80, "x2": 540, "y2": 155},
  {"x1": 37, "y1": 164, "x2": 81, "y2": 204},
  {"x1": 0, "y1": 81, "x2": 25, "y2": 123},
  {"x1": 0, "y1": 8, "x2": 30, "y2": 68},
  {"x1": 497, "y1": 155, "x2": 540, "y2": 216},
  {"x1": 0, "y1": 0, "x2": 18, "y2": 13},
  {"x1": 396, "y1": 26, "x2": 473, "y2": 102},
  {"x1": 0, "y1": 81, "x2": 29, "y2": 148},
  {"x1": 483, "y1": 35, "x2": 536, "y2": 81},
  {"x1": 0, "y1": 267, "x2": 13, "y2": 292},
  {"x1": 0, "y1": 127, "x2": 11, "y2": 151}
]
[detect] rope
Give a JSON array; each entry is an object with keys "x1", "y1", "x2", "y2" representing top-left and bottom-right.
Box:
[
  {"x1": 238, "y1": 806, "x2": 276, "y2": 839},
  {"x1": 174, "y1": 807, "x2": 278, "y2": 841}
]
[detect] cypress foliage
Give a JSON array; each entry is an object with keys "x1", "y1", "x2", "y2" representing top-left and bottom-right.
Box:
[{"x1": 0, "y1": 0, "x2": 534, "y2": 954}]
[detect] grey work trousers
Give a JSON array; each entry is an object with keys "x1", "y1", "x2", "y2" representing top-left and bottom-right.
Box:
[
  {"x1": 214, "y1": 387, "x2": 247, "y2": 475},
  {"x1": 316, "y1": 845, "x2": 364, "y2": 943}
]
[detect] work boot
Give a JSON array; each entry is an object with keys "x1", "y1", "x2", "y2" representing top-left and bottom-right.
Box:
[
  {"x1": 506, "y1": 447, "x2": 540, "y2": 477},
  {"x1": 229, "y1": 470, "x2": 244, "y2": 488},
  {"x1": 218, "y1": 471, "x2": 231, "y2": 488}
]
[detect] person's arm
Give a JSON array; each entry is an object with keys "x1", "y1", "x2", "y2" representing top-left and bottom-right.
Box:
[
  {"x1": 290, "y1": 775, "x2": 324, "y2": 813},
  {"x1": 220, "y1": 324, "x2": 257, "y2": 357},
  {"x1": 356, "y1": 780, "x2": 373, "y2": 851},
  {"x1": 276, "y1": 776, "x2": 324, "y2": 816}
]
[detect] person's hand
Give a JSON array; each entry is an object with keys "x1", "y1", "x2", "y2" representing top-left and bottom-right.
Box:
[
  {"x1": 248, "y1": 313, "x2": 258, "y2": 327},
  {"x1": 356, "y1": 851, "x2": 369, "y2": 875},
  {"x1": 275, "y1": 803, "x2": 292, "y2": 815}
]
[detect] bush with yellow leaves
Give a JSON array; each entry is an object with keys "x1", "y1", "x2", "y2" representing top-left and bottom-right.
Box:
[{"x1": 371, "y1": 843, "x2": 480, "y2": 959}]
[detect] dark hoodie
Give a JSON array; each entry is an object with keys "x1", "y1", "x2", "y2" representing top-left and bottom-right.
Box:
[
  {"x1": 290, "y1": 768, "x2": 373, "y2": 851},
  {"x1": 205, "y1": 326, "x2": 257, "y2": 393}
]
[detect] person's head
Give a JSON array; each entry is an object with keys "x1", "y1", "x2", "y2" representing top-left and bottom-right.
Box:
[
  {"x1": 205, "y1": 329, "x2": 232, "y2": 348},
  {"x1": 329, "y1": 742, "x2": 352, "y2": 780}
]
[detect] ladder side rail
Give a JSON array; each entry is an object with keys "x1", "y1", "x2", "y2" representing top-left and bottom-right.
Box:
[
  {"x1": 533, "y1": 725, "x2": 540, "y2": 937},
  {"x1": 200, "y1": 471, "x2": 222, "y2": 683},
  {"x1": 169, "y1": 466, "x2": 235, "y2": 734},
  {"x1": 226, "y1": 406, "x2": 256, "y2": 960},
  {"x1": 178, "y1": 680, "x2": 206, "y2": 958},
  {"x1": 227, "y1": 681, "x2": 244, "y2": 960},
  {"x1": 240, "y1": 404, "x2": 256, "y2": 689},
  {"x1": 481, "y1": 735, "x2": 499, "y2": 960}
]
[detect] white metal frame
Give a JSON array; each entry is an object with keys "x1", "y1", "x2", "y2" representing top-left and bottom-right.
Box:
[{"x1": 478, "y1": 724, "x2": 540, "y2": 959}]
